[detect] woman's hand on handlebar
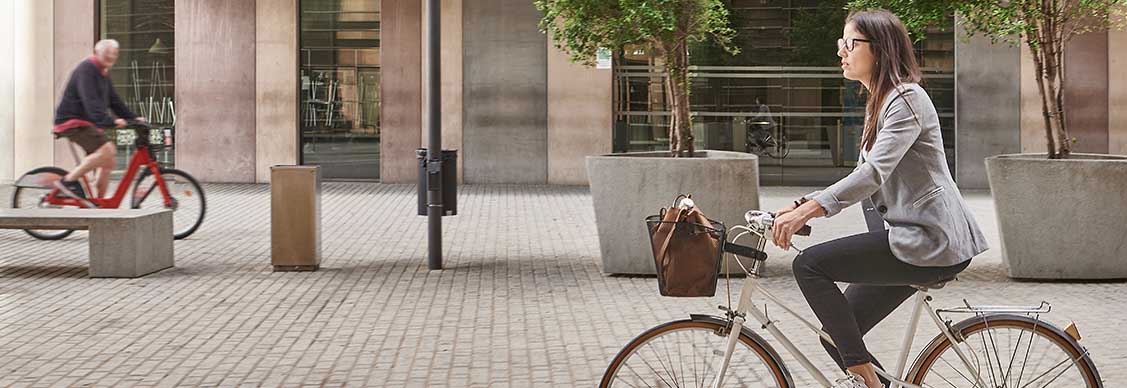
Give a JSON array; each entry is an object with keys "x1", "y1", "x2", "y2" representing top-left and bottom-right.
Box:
[{"x1": 771, "y1": 200, "x2": 824, "y2": 251}]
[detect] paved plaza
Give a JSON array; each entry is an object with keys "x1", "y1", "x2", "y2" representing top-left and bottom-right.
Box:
[{"x1": 1, "y1": 183, "x2": 1124, "y2": 387}]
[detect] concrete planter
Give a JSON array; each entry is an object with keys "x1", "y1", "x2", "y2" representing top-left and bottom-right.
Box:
[
  {"x1": 985, "y1": 153, "x2": 1127, "y2": 279},
  {"x1": 587, "y1": 151, "x2": 760, "y2": 274}
]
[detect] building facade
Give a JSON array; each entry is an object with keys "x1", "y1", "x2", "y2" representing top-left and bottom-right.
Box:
[{"x1": 2, "y1": 0, "x2": 1126, "y2": 189}]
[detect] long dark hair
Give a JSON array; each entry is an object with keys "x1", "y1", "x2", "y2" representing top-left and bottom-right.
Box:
[{"x1": 847, "y1": 10, "x2": 922, "y2": 152}]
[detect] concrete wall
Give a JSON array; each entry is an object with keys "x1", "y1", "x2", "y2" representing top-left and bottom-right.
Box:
[
  {"x1": 546, "y1": 36, "x2": 612, "y2": 185},
  {"x1": 255, "y1": 0, "x2": 299, "y2": 183},
  {"x1": 954, "y1": 23, "x2": 1022, "y2": 189},
  {"x1": 176, "y1": 0, "x2": 257, "y2": 183},
  {"x1": 13, "y1": 0, "x2": 55, "y2": 175},
  {"x1": 1110, "y1": 27, "x2": 1127, "y2": 155},
  {"x1": 463, "y1": 0, "x2": 548, "y2": 184},
  {"x1": 53, "y1": 1, "x2": 95, "y2": 167},
  {"x1": 0, "y1": 0, "x2": 14, "y2": 183},
  {"x1": 381, "y1": 0, "x2": 423, "y2": 183}
]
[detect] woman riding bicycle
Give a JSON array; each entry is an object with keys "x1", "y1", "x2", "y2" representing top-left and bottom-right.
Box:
[{"x1": 769, "y1": 10, "x2": 989, "y2": 388}]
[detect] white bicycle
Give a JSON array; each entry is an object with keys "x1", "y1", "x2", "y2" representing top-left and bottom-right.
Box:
[{"x1": 600, "y1": 210, "x2": 1102, "y2": 387}]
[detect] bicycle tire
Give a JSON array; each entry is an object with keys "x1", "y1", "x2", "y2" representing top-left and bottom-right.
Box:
[
  {"x1": 11, "y1": 166, "x2": 76, "y2": 241},
  {"x1": 600, "y1": 315, "x2": 793, "y2": 388},
  {"x1": 908, "y1": 314, "x2": 1101, "y2": 387},
  {"x1": 132, "y1": 167, "x2": 206, "y2": 240}
]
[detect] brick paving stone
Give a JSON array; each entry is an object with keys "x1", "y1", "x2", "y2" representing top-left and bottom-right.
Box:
[{"x1": 0, "y1": 183, "x2": 1124, "y2": 386}]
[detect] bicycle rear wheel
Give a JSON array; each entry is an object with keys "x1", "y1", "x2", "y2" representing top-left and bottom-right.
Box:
[
  {"x1": 600, "y1": 316, "x2": 792, "y2": 388},
  {"x1": 908, "y1": 314, "x2": 1101, "y2": 387},
  {"x1": 11, "y1": 167, "x2": 75, "y2": 240},
  {"x1": 132, "y1": 168, "x2": 206, "y2": 240}
]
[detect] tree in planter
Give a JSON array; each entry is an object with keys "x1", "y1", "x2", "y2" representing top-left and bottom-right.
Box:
[
  {"x1": 535, "y1": 0, "x2": 738, "y2": 157},
  {"x1": 848, "y1": 0, "x2": 1127, "y2": 159}
]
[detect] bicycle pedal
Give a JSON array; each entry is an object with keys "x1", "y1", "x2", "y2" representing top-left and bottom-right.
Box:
[{"x1": 830, "y1": 374, "x2": 867, "y2": 388}]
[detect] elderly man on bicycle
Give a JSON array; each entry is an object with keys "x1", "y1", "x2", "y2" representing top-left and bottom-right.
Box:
[{"x1": 52, "y1": 39, "x2": 145, "y2": 206}]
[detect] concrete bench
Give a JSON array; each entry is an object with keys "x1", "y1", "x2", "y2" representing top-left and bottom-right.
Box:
[{"x1": 0, "y1": 209, "x2": 174, "y2": 278}]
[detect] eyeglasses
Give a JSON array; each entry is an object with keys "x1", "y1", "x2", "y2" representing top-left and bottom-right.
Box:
[{"x1": 837, "y1": 38, "x2": 871, "y2": 52}]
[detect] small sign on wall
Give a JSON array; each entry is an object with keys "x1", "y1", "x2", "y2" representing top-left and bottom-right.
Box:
[{"x1": 596, "y1": 48, "x2": 612, "y2": 70}]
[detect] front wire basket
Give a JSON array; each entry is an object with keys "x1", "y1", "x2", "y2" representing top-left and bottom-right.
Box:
[{"x1": 645, "y1": 214, "x2": 726, "y2": 297}]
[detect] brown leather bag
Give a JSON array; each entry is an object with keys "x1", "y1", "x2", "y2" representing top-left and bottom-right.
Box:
[{"x1": 648, "y1": 197, "x2": 723, "y2": 297}]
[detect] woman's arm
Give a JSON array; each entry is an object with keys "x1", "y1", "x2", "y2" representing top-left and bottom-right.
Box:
[{"x1": 807, "y1": 90, "x2": 923, "y2": 218}]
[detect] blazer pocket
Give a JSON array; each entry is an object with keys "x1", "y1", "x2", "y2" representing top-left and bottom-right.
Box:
[{"x1": 911, "y1": 186, "x2": 944, "y2": 208}]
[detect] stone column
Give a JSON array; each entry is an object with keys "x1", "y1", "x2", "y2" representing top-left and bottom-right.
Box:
[
  {"x1": 175, "y1": 0, "x2": 257, "y2": 183},
  {"x1": 0, "y1": 0, "x2": 14, "y2": 183},
  {"x1": 954, "y1": 19, "x2": 1022, "y2": 189},
  {"x1": 1109, "y1": 22, "x2": 1127, "y2": 156},
  {"x1": 380, "y1": 0, "x2": 423, "y2": 183},
  {"x1": 1019, "y1": 44, "x2": 1044, "y2": 154},
  {"x1": 1063, "y1": 30, "x2": 1109, "y2": 154},
  {"x1": 547, "y1": 36, "x2": 612, "y2": 185},
  {"x1": 13, "y1": 0, "x2": 55, "y2": 175},
  {"x1": 53, "y1": 0, "x2": 96, "y2": 166},
  {"x1": 255, "y1": 0, "x2": 299, "y2": 183}
]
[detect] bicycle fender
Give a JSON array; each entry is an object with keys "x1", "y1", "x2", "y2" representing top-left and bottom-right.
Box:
[
  {"x1": 15, "y1": 167, "x2": 68, "y2": 189},
  {"x1": 908, "y1": 314, "x2": 1102, "y2": 386}
]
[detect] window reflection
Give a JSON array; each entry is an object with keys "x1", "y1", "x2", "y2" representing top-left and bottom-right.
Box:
[
  {"x1": 300, "y1": 0, "x2": 381, "y2": 180},
  {"x1": 99, "y1": 0, "x2": 177, "y2": 170},
  {"x1": 613, "y1": 1, "x2": 955, "y2": 186}
]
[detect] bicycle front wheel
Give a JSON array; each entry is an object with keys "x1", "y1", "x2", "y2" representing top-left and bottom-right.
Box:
[
  {"x1": 132, "y1": 168, "x2": 206, "y2": 240},
  {"x1": 909, "y1": 314, "x2": 1101, "y2": 387},
  {"x1": 600, "y1": 317, "x2": 792, "y2": 388}
]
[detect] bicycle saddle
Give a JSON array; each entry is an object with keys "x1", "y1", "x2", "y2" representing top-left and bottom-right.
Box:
[{"x1": 912, "y1": 275, "x2": 957, "y2": 291}]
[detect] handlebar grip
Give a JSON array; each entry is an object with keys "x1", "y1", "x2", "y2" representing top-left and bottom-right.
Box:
[{"x1": 796, "y1": 225, "x2": 812, "y2": 236}]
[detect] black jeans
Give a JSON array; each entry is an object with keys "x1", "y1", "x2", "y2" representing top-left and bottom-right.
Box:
[{"x1": 792, "y1": 229, "x2": 970, "y2": 379}]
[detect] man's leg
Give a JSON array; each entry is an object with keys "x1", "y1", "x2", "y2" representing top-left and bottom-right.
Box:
[
  {"x1": 91, "y1": 143, "x2": 117, "y2": 198},
  {"x1": 56, "y1": 127, "x2": 112, "y2": 203},
  {"x1": 62, "y1": 128, "x2": 113, "y2": 180}
]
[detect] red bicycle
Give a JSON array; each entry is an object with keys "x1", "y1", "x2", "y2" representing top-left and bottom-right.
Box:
[{"x1": 11, "y1": 121, "x2": 206, "y2": 240}]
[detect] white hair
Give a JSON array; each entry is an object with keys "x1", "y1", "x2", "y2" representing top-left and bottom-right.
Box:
[{"x1": 94, "y1": 39, "x2": 120, "y2": 54}]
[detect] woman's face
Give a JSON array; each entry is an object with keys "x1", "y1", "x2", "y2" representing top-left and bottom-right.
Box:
[{"x1": 839, "y1": 22, "x2": 874, "y2": 83}]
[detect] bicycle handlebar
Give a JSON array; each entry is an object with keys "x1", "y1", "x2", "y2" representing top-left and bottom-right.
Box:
[{"x1": 745, "y1": 210, "x2": 811, "y2": 236}]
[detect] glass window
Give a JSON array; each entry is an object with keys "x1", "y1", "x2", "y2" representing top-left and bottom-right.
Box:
[
  {"x1": 300, "y1": 0, "x2": 381, "y2": 180},
  {"x1": 99, "y1": 0, "x2": 177, "y2": 170},
  {"x1": 613, "y1": 0, "x2": 955, "y2": 186}
]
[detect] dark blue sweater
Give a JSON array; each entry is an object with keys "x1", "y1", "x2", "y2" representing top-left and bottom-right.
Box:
[{"x1": 54, "y1": 59, "x2": 137, "y2": 129}]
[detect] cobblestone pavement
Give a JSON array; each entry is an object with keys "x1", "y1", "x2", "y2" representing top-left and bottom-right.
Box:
[{"x1": 1, "y1": 183, "x2": 1124, "y2": 387}]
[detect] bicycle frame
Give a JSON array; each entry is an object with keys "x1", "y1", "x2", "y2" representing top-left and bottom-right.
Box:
[
  {"x1": 45, "y1": 134, "x2": 173, "y2": 210},
  {"x1": 708, "y1": 274, "x2": 986, "y2": 388},
  {"x1": 706, "y1": 222, "x2": 989, "y2": 388}
]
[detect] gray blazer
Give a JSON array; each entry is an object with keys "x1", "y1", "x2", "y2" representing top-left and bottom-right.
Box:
[{"x1": 804, "y1": 83, "x2": 989, "y2": 267}]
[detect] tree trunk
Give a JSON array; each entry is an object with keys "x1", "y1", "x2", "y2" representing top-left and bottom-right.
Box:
[
  {"x1": 1031, "y1": 44, "x2": 1058, "y2": 159},
  {"x1": 664, "y1": 41, "x2": 692, "y2": 158},
  {"x1": 672, "y1": 44, "x2": 693, "y2": 157},
  {"x1": 665, "y1": 71, "x2": 679, "y2": 155},
  {"x1": 1052, "y1": 39, "x2": 1071, "y2": 157}
]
